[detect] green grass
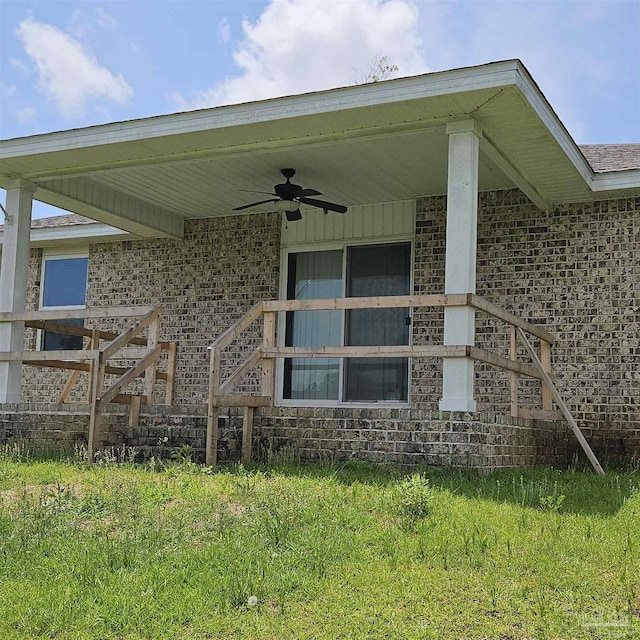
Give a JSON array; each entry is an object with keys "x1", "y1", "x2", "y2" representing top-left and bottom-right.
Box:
[{"x1": 0, "y1": 448, "x2": 638, "y2": 639}]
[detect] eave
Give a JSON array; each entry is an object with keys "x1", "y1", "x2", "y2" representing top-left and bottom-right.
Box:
[{"x1": 1, "y1": 59, "x2": 639, "y2": 239}]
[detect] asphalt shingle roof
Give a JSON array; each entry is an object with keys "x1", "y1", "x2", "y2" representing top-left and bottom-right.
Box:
[
  {"x1": 0, "y1": 213, "x2": 94, "y2": 232},
  {"x1": 579, "y1": 144, "x2": 640, "y2": 173}
]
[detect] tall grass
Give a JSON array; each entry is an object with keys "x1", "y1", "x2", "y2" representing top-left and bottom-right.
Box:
[{"x1": 0, "y1": 451, "x2": 638, "y2": 639}]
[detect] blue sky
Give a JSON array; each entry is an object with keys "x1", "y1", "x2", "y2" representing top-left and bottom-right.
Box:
[{"x1": 1, "y1": 0, "x2": 639, "y2": 218}]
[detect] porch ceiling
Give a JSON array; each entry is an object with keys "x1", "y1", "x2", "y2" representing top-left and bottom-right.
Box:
[{"x1": 1, "y1": 60, "x2": 638, "y2": 239}]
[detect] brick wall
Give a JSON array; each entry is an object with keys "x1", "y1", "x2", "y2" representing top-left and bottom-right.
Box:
[
  {"x1": 8, "y1": 192, "x2": 640, "y2": 468},
  {"x1": 414, "y1": 190, "x2": 640, "y2": 431},
  {"x1": 0, "y1": 404, "x2": 578, "y2": 470},
  {"x1": 20, "y1": 213, "x2": 281, "y2": 405}
]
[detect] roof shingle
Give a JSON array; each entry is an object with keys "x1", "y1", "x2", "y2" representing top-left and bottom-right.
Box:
[{"x1": 579, "y1": 144, "x2": 640, "y2": 172}]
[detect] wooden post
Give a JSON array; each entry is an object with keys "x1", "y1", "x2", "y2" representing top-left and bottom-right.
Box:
[
  {"x1": 262, "y1": 311, "x2": 275, "y2": 400},
  {"x1": 87, "y1": 354, "x2": 105, "y2": 464},
  {"x1": 165, "y1": 342, "x2": 177, "y2": 405},
  {"x1": 129, "y1": 395, "x2": 142, "y2": 428},
  {"x1": 242, "y1": 406, "x2": 254, "y2": 464},
  {"x1": 540, "y1": 339, "x2": 553, "y2": 411},
  {"x1": 206, "y1": 348, "x2": 221, "y2": 466},
  {"x1": 510, "y1": 325, "x2": 518, "y2": 418},
  {"x1": 144, "y1": 315, "x2": 160, "y2": 405},
  {"x1": 86, "y1": 329, "x2": 99, "y2": 403}
]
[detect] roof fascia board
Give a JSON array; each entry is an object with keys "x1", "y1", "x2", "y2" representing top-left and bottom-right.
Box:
[
  {"x1": 36, "y1": 178, "x2": 184, "y2": 238},
  {"x1": 591, "y1": 169, "x2": 640, "y2": 191},
  {"x1": 0, "y1": 61, "x2": 522, "y2": 160}
]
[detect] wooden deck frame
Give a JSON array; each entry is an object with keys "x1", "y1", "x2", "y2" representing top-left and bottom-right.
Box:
[
  {"x1": 0, "y1": 306, "x2": 178, "y2": 463},
  {"x1": 205, "y1": 293, "x2": 603, "y2": 474}
]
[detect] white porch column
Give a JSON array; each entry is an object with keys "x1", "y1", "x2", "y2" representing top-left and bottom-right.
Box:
[
  {"x1": 439, "y1": 120, "x2": 482, "y2": 412},
  {"x1": 0, "y1": 180, "x2": 34, "y2": 403}
]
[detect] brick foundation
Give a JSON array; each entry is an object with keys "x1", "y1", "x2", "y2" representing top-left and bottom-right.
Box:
[{"x1": 2, "y1": 404, "x2": 636, "y2": 470}]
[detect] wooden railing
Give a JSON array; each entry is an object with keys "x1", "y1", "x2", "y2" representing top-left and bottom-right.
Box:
[
  {"x1": 206, "y1": 294, "x2": 588, "y2": 465},
  {"x1": 206, "y1": 294, "x2": 603, "y2": 475},
  {"x1": 0, "y1": 306, "x2": 177, "y2": 462}
]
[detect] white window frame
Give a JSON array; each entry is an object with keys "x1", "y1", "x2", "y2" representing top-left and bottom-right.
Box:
[
  {"x1": 275, "y1": 237, "x2": 414, "y2": 408},
  {"x1": 38, "y1": 247, "x2": 89, "y2": 351}
]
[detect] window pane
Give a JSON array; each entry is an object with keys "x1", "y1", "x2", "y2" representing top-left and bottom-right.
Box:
[
  {"x1": 42, "y1": 258, "x2": 88, "y2": 307},
  {"x1": 43, "y1": 318, "x2": 84, "y2": 351},
  {"x1": 345, "y1": 243, "x2": 410, "y2": 402},
  {"x1": 284, "y1": 250, "x2": 342, "y2": 400}
]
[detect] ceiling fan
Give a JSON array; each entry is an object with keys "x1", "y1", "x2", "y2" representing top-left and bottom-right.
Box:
[{"x1": 233, "y1": 168, "x2": 348, "y2": 222}]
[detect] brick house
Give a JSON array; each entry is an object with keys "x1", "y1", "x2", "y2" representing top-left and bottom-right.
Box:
[{"x1": 1, "y1": 60, "x2": 638, "y2": 469}]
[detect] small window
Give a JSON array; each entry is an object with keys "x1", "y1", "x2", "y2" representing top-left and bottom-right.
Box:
[{"x1": 40, "y1": 254, "x2": 88, "y2": 351}]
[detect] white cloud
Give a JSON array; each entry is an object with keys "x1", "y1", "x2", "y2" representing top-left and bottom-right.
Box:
[
  {"x1": 17, "y1": 106, "x2": 36, "y2": 123},
  {"x1": 0, "y1": 83, "x2": 17, "y2": 97},
  {"x1": 16, "y1": 17, "x2": 133, "y2": 117},
  {"x1": 173, "y1": 0, "x2": 426, "y2": 109},
  {"x1": 68, "y1": 7, "x2": 117, "y2": 39},
  {"x1": 10, "y1": 57, "x2": 30, "y2": 74},
  {"x1": 218, "y1": 17, "x2": 231, "y2": 43}
]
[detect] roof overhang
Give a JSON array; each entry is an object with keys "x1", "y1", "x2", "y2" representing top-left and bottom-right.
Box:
[
  {"x1": 0, "y1": 221, "x2": 131, "y2": 248},
  {"x1": 1, "y1": 59, "x2": 639, "y2": 239}
]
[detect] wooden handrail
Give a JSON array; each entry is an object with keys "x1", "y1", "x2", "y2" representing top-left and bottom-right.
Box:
[
  {"x1": 101, "y1": 308, "x2": 163, "y2": 361},
  {"x1": 25, "y1": 319, "x2": 148, "y2": 346},
  {"x1": 207, "y1": 301, "x2": 263, "y2": 351},
  {"x1": 204, "y1": 292, "x2": 600, "y2": 470},
  {"x1": 469, "y1": 295, "x2": 554, "y2": 344},
  {"x1": 516, "y1": 328, "x2": 604, "y2": 475},
  {"x1": 262, "y1": 294, "x2": 469, "y2": 312},
  {"x1": 0, "y1": 306, "x2": 154, "y2": 321},
  {"x1": 97, "y1": 345, "x2": 162, "y2": 409}
]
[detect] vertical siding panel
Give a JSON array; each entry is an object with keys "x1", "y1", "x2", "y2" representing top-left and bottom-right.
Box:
[
  {"x1": 343, "y1": 205, "x2": 354, "y2": 240},
  {"x1": 281, "y1": 200, "x2": 416, "y2": 246},
  {"x1": 331, "y1": 210, "x2": 342, "y2": 240},
  {"x1": 354, "y1": 206, "x2": 364, "y2": 239},
  {"x1": 383, "y1": 202, "x2": 394, "y2": 236},
  {"x1": 315, "y1": 209, "x2": 326, "y2": 241},
  {"x1": 372, "y1": 203, "x2": 384, "y2": 237}
]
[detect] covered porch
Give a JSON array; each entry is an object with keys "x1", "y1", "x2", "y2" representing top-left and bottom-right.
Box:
[{"x1": 1, "y1": 60, "x2": 638, "y2": 469}]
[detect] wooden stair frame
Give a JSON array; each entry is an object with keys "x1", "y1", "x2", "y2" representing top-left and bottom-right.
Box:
[
  {"x1": 205, "y1": 294, "x2": 605, "y2": 473},
  {"x1": 0, "y1": 306, "x2": 177, "y2": 463}
]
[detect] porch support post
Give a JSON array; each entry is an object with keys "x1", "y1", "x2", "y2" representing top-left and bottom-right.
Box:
[
  {"x1": 439, "y1": 120, "x2": 481, "y2": 412},
  {"x1": 0, "y1": 180, "x2": 34, "y2": 403}
]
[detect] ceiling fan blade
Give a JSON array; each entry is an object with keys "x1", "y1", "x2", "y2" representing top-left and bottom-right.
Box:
[
  {"x1": 233, "y1": 199, "x2": 279, "y2": 211},
  {"x1": 238, "y1": 189, "x2": 277, "y2": 196},
  {"x1": 298, "y1": 197, "x2": 347, "y2": 214},
  {"x1": 291, "y1": 188, "x2": 322, "y2": 198},
  {"x1": 285, "y1": 208, "x2": 303, "y2": 222}
]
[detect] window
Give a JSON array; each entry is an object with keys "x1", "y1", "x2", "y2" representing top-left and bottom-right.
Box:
[
  {"x1": 40, "y1": 253, "x2": 88, "y2": 351},
  {"x1": 282, "y1": 242, "x2": 411, "y2": 405}
]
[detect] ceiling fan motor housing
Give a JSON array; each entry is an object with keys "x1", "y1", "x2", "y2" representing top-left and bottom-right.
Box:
[
  {"x1": 275, "y1": 181, "x2": 302, "y2": 198},
  {"x1": 275, "y1": 168, "x2": 300, "y2": 199}
]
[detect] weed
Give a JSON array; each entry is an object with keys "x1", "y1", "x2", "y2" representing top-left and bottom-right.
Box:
[
  {"x1": 170, "y1": 444, "x2": 193, "y2": 465},
  {"x1": 539, "y1": 492, "x2": 566, "y2": 512},
  {"x1": 393, "y1": 473, "x2": 433, "y2": 524}
]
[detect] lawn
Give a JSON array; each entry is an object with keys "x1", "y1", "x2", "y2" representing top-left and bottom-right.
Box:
[{"x1": 0, "y1": 446, "x2": 638, "y2": 639}]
